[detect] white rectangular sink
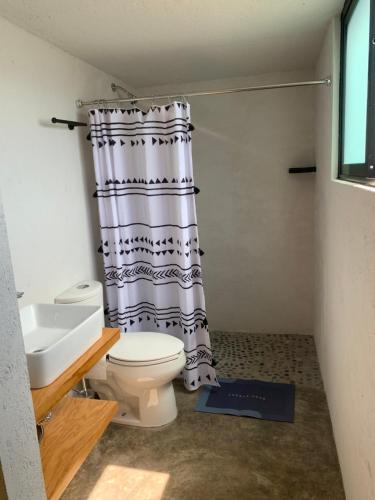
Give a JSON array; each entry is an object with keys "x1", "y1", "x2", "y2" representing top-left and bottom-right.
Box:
[{"x1": 20, "y1": 304, "x2": 103, "y2": 389}]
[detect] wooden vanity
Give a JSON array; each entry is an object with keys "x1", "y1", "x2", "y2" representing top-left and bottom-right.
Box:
[{"x1": 31, "y1": 327, "x2": 120, "y2": 500}]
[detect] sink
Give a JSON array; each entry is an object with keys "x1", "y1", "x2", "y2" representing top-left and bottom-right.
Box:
[{"x1": 20, "y1": 304, "x2": 103, "y2": 388}]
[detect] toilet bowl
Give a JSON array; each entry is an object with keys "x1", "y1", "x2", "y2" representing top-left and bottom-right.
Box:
[
  {"x1": 89, "y1": 332, "x2": 186, "y2": 427},
  {"x1": 54, "y1": 282, "x2": 186, "y2": 427}
]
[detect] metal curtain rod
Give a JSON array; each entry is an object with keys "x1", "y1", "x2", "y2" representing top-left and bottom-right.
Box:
[{"x1": 76, "y1": 77, "x2": 331, "y2": 108}]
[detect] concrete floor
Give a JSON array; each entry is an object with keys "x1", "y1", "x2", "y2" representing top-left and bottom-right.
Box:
[{"x1": 63, "y1": 332, "x2": 345, "y2": 500}]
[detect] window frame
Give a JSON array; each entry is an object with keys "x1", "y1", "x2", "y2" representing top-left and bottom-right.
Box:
[{"x1": 339, "y1": 0, "x2": 375, "y2": 185}]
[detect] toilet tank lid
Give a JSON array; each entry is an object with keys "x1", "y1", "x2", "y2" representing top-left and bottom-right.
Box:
[
  {"x1": 109, "y1": 332, "x2": 184, "y2": 362},
  {"x1": 55, "y1": 281, "x2": 102, "y2": 304}
]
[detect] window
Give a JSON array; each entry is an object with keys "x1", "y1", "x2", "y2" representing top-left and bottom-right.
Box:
[{"x1": 339, "y1": 0, "x2": 375, "y2": 183}]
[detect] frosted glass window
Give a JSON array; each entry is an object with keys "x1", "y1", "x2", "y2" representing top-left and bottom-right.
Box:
[{"x1": 343, "y1": 0, "x2": 370, "y2": 165}]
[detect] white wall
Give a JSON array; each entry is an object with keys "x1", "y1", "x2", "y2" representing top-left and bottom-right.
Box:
[
  {"x1": 138, "y1": 71, "x2": 316, "y2": 333},
  {"x1": 0, "y1": 196, "x2": 46, "y2": 500},
  {"x1": 315, "y1": 19, "x2": 375, "y2": 500},
  {"x1": 0, "y1": 15, "x2": 316, "y2": 336},
  {"x1": 0, "y1": 16, "x2": 131, "y2": 306}
]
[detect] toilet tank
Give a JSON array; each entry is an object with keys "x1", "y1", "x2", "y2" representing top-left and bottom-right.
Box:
[{"x1": 54, "y1": 280, "x2": 105, "y2": 326}]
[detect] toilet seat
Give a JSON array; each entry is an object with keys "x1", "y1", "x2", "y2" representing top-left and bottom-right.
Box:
[
  {"x1": 108, "y1": 353, "x2": 182, "y2": 367},
  {"x1": 107, "y1": 332, "x2": 184, "y2": 367}
]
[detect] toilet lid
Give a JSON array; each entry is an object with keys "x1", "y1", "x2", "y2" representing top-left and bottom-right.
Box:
[{"x1": 108, "y1": 332, "x2": 184, "y2": 363}]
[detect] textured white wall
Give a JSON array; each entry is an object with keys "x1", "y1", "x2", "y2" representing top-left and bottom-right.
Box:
[
  {"x1": 138, "y1": 71, "x2": 316, "y2": 333},
  {"x1": 0, "y1": 16, "x2": 131, "y2": 306},
  {"x1": 0, "y1": 14, "x2": 316, "y2": 334},
  {"x1": 315, "y1": 19, "x2": 375, "y2": 499},
  {"x1": 0, "y1": 197, "x2": 46, "y2": 499}
]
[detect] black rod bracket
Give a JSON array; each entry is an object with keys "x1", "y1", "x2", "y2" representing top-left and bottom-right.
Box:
[
  {"x1": 51, "y1": 117, "x2": 87, "y2": 130},
  {"x1": 288, "y1": 166, "x2": 316, "y2": 174}
]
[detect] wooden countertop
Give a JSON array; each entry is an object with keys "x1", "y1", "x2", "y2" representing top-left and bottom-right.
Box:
[
  {"x1": 32, "y1": 328, "x2": 120, "y2": 422},
  {"x1": 31, "y1": 327, "x2": 120, "y2": 499}
]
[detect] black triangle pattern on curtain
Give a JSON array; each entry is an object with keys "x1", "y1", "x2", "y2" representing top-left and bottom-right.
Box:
[
  {"x1": 89, "y1": 101, "x2": 218, "y2": 391},
  {"x1": 87, "y1": 135, "x2": 192, "y2": 147}
]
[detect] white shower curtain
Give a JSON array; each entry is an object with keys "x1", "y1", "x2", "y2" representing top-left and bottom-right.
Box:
[{"x1": 89, "y1": 102, "x2": 218, "y2": 390}]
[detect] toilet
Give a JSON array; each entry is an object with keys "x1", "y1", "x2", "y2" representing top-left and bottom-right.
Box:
[
  {"x1": 55, "y1": 281, "x2": 186, "y2": 427},
  {"x1": 90, "y1": 332, "x2": 185, "y2": 427}
]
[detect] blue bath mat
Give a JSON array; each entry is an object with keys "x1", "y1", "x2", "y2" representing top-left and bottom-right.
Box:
[{"x1": 195, "y1": 378, "x2": 295, "y2": 423}]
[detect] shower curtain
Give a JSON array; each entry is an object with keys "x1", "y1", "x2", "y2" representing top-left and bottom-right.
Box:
[{"x1": 89, "y1": 102, "x2": 218, "y2": 390}]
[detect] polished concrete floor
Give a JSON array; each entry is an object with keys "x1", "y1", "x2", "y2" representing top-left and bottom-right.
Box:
[{"x1": 63, "y1": 332, "x2": 345, "y2": 500}]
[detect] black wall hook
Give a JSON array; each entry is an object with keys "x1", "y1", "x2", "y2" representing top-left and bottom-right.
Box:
[{"x1": 51, "y1": 117, "x2": 87, "y2": 130}]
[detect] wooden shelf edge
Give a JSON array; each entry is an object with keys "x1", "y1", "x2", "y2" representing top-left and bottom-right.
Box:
[
  {"x1": 32, "y1": 328, "x2": 120, "y2": 422},
  {"x1": 40, "y1": 396, "x2": 118, "y2": 500}
]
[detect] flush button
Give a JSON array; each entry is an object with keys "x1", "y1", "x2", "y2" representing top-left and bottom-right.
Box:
[{"x1": 77, "y1": 284, "x2": 90, "y2": 289}]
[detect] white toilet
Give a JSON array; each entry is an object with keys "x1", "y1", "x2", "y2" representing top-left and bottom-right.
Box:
[
  {"x1": 55, "y1": 281, "x2": 186, "y2": 427},
  {"x1": 91, "y1": 332, "x2": 186, "y2": 427}
]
